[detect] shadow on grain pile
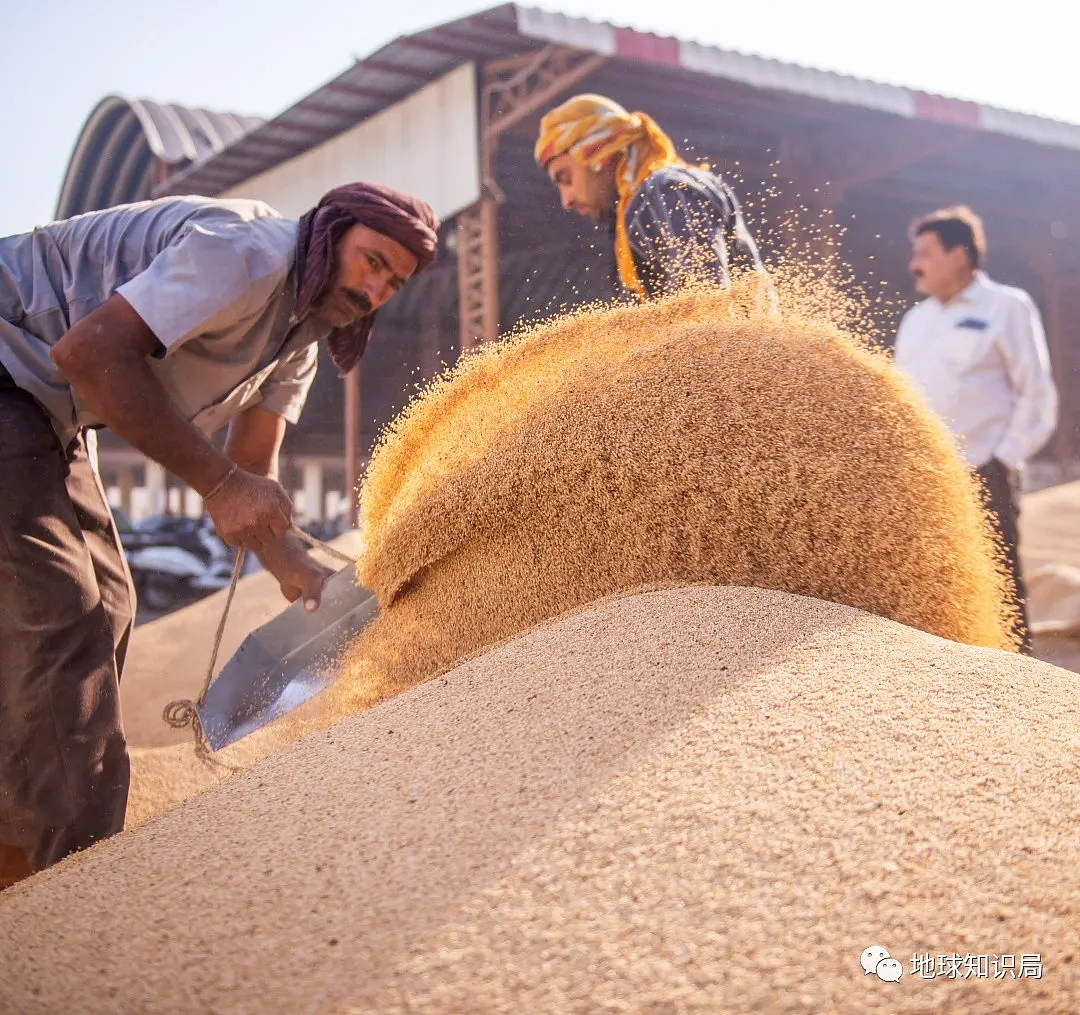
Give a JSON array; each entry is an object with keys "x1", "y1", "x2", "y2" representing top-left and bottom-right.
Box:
[{"x1": 128, "y1": 275, "x2": 1016, "y2": 827}]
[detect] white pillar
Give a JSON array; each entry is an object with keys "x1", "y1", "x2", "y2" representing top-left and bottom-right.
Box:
[
  {"x1": 145, "y1": 460, "x2": 167, "y2": 517},
  {"x1": 184, "y1": 488, "x2": 203, "y2": 517},
  {"x1": 118, "y1": 466, "x2": 135, "y2": 516},
  {"x1": 302, "y1": 461, "x2": 324, "y2": 521}
]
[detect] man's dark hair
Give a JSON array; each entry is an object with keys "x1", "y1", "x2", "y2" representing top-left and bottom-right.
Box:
[{"x1": 910, "y1": 205, "x2": 986, "y2": 269}]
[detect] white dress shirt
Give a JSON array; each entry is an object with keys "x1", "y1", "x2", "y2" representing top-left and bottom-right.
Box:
[{"x1": 894, "y1": 271, "x2": 1058, "y2": 470}]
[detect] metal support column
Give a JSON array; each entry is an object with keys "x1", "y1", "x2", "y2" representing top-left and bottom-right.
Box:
[
  {"x1": 343, "y1": 369, "x2": 360, "y2": 528},
  {"x1": 457, "y1": 194, "x2": 499, "y2": 351},
  {"x1": 456, "y1": 45, "x2": 608, "y2": 352}
]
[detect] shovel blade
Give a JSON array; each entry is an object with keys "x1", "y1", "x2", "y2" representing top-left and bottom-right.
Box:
[{"x1": 195, "y1": 564, "x2": 380, "y2": 750}]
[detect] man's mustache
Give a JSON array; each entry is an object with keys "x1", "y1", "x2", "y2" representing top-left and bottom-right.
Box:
[{"x1": 344, "y1": 288, "x2": 373, "y2": 315}]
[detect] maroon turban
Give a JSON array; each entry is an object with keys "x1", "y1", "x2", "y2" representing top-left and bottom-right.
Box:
[{"x1": 294, "y1": 182, "x2": 440, "y2": 374}]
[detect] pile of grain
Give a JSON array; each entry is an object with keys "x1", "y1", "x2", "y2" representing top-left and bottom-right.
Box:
[
  {"x1": 1021, "y1": 479, "x2": 1080, "y2": 573},
  {"x1": 1019, "y1": 480, "x2": 1080, "y2": 671},
  {"x1": 1020, "y1": 479, "x2": 1080, "y2": 637},
  {"x1": 122, "y1": 280, "x2": 1017, "y2": 828},
  {"x1": 328, "y1": 280, "x2": 1014, "y2": 721},
  {"x1": 3, "y1": 586, "x2": 1077, "y2": 1014}
]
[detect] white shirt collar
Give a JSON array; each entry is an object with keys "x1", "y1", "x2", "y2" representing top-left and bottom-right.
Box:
[{"x1": 937, "y1": 270, "x2": 986, "y2": 307}]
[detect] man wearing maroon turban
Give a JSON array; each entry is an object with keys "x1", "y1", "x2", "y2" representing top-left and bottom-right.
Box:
[{"x1": 0, "y1": 182, "x2": 438, "y2": 883}]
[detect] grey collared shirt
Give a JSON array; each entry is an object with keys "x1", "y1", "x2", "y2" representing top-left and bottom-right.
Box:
[{"x1": 0, "y1": 195, "x2": 328, "y2": 446}]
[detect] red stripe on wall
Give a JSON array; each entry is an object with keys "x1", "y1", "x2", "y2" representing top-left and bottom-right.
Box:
[
  {"x1": 913, "y1": 92, "x2": 981, "y2": 128},
  {"x1": 614, "y1": 27, "x2": 680, "y2": 66}
]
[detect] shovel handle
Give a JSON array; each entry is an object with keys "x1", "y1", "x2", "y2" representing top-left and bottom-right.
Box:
[{"x1": 290, "y1": 526, "x2": 358, "y2": 566}]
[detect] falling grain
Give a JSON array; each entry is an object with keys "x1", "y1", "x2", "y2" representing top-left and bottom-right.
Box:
[{"x1": 323, "y1": 276, "x2": 1015, "y2": 722}]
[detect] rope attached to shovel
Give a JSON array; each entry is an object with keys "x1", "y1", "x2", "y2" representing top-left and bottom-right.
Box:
[
  {"x1": 293, "y1": 527, "x2": 358, "y2": 566},
  {"x1": 162, "y1": 526, "x2": 359, "y2": 758}
]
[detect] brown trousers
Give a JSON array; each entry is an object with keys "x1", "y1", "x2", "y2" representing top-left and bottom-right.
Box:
[{"x1": 0, "y1": 368, "x2": 135, "y2": 875}]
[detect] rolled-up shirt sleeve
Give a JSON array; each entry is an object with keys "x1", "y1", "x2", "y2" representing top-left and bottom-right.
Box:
[
  {"x1": 994, "y1": 293, "x2": 1058, "y2": 470},
  {"x1": 258, "y1": 342, "x2": 319, "y2": 424},
  {"x1": 116, "y1": 220, "x2": 287, "y2": 354}
]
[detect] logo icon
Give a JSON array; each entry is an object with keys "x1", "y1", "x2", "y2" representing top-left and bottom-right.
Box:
[{"x1": 861, "y1": 946, "x2": 904, "y2": 982}]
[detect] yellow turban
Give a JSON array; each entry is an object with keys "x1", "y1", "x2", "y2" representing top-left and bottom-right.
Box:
[{"x1": 535, "y1": 94, "x2": 685, "y2": 298}]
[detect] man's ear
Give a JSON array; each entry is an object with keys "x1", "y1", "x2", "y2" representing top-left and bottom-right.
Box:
[{"x1": 950, "y1": 245, "x2": 972, "y2": 271}]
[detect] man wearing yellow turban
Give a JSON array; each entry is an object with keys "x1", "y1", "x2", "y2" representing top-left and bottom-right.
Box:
[{"x1": 535, "y1": 93, "x2": 765, "y2": 300}]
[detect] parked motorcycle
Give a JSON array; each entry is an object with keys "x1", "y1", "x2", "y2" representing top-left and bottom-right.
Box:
[{"x1": 121, "y1": 515, "x2": 236, "y2": 612}]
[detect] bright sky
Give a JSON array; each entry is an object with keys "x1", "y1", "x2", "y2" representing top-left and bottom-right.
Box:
[{"x1": 3, "y1": 0, "x2": 1077, "y2": 238}]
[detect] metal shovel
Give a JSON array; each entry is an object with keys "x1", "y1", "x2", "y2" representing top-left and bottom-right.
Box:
[{"x1": 191, "y1": 561, "x2": 380, "y2": 751}]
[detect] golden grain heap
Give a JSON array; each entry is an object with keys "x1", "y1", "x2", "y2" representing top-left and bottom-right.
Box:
[
  {"x1": 8, "y1": 273, "x2": 1064, "y2": 1015},
  {"x1": 319, "y1": 274, "x2": 1015, "y2": 722}
]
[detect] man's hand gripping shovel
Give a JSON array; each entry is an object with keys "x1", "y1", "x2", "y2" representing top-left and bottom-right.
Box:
[{"x1": 163, "y1": 528, "x2": 379, "y2": 753}]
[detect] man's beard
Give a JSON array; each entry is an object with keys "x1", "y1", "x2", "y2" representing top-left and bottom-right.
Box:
[{"x1": 315, "y1": 287, "x2": 373, "y2": 328}]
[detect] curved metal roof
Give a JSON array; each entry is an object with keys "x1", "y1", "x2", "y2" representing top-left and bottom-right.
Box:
[{"x1": 55, "y1": 95, "x2": 262, "y2": 218}]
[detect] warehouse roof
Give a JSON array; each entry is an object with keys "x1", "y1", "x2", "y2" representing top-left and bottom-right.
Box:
[
  {"x1": 56, "y1": 96, "x2": 262, "y2": 218},
  {"x1": 156, "y1": 3, "x2": 1080, "y2": 201}
]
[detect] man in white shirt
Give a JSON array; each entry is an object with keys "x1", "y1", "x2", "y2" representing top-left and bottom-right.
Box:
[{"x1": 894, "y1": 205, "x2": 1057, "y2": 654}]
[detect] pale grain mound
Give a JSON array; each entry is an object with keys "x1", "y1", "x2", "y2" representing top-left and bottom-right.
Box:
[
  {"x1": 1021, "y1": 478, "x2": 1080, "y2": 573},
  {"x1": 1020, "y1": 481, "x2": 1080, "y2": 671},
  {"x1": 126, "y1": 731, "x2": 285, "y2": 829},
  {"x1": 329, "y1": 285, "x2": 1014, "y2": 720},
  {"x1": 2, "y1": 587, "x2": 1077, "y2": 1015}
]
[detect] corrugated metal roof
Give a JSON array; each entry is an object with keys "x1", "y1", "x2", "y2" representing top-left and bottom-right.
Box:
[
  {"x1": 56, "y1": 96, "x2": 262, "y2": 218},
  {"x1": 514, "y1": 6, "x2": 1080, "y2": 147},
  {"x1": 158, "y1": 2, "x2": 1080, "y2": 203}
]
